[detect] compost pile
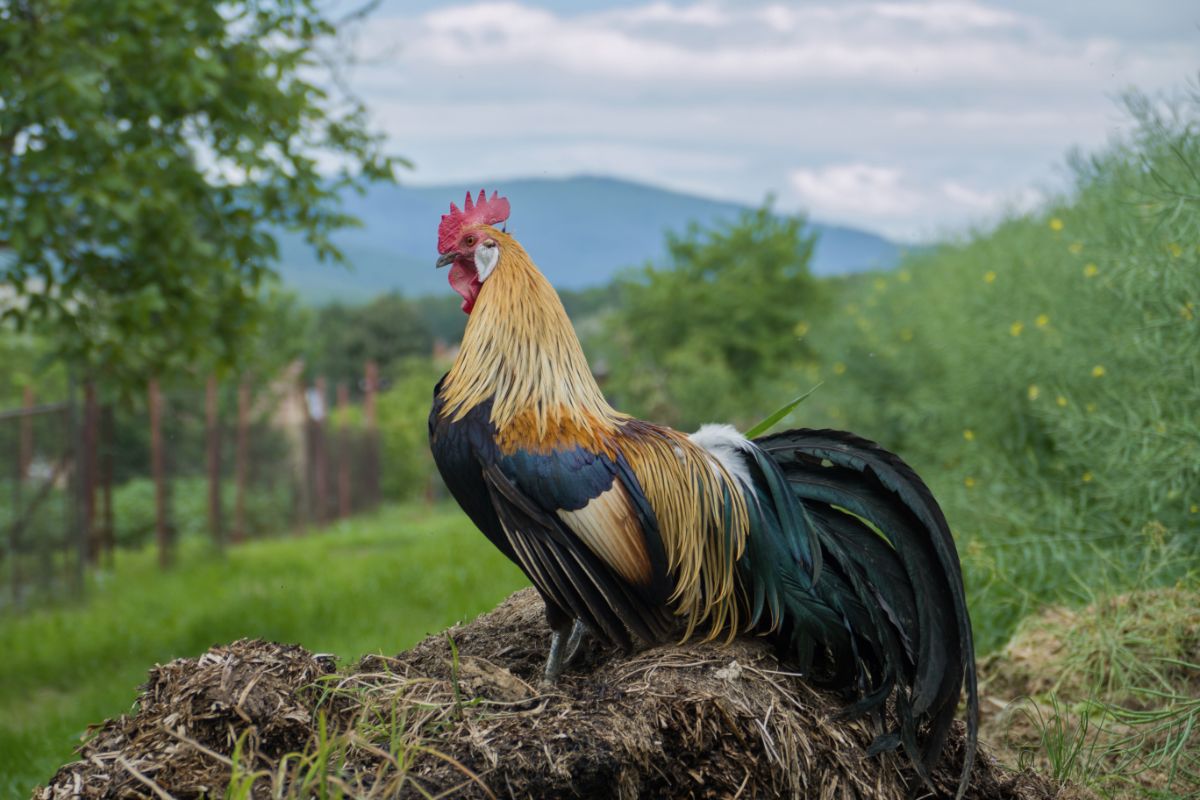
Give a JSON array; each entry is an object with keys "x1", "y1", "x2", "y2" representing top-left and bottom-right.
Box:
[{"x1": 38, "y1": 589, "x2": 1071, "y2": 799}]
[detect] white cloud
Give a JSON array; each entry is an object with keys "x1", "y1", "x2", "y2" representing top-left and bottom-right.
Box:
[
  {"x1": 603, "y1": 2, "x2": 730, "y2": 28},
  {"x1": 788, "y1": 163, "x2": 1047, "y2": 239},
  {"x1": 871, "y1": 1, "x2": 1028, "y2": 32},
  {"x1": 342, "y1": 0, "x2": 1199, "y2": 238},
  {"x1": 370, "y1": 0, "x2": 1189, "y2": 87},
  {"x1": 790, "y1": 164, "x2": 920, "y2": 219}
]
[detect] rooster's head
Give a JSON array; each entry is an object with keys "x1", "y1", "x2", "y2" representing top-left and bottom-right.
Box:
[{"x1": 436, "y1": 189, "x2": 512, "y2": 314}]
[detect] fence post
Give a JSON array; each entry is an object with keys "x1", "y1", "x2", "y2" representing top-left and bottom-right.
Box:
[
  {"x1": 206, "y1": 374, "x2": 224, "y2": 550},
  {"x1": 82, "y1": 380, "x2": 99, "y2": 563},
  {"x1": 233, "y1": 379, "x2": 249, "y2": 543},
  {"x1": 148, "y1": 377, "x2": 171, "y2": 568},
  {"x1": 364, "y1": 361, "x2": 380, "y2": 509},
  {"x1": 101, "y1": 404, "x2": 115, "y2": 564},
  {"x1": 9, "y1": 412, "x2": 22, "y2": 608},
  {"x1": 337, "y1": 383, "x2": 351, "y2": 519},
  {"x1": 313, "y1": 377, "x2": 328, "y2": 523},
  {"x1": 68, "y1": 376, "x2": 86, "y2": 592},
  {"x1": 294, "y1": 373, "x2": 310, "y2": 536},
  {"x1": 20, "y1": 386, "x2": 33, "y2": 476}
]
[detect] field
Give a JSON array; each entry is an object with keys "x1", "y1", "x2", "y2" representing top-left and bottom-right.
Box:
[{"x1": 0, "y1": 503, "x2": 526, "y2": 798}]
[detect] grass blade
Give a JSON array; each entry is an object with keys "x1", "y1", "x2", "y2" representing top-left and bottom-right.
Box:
[{"x1": 743, "y1": 383, "x2": 823, "y2": 439}]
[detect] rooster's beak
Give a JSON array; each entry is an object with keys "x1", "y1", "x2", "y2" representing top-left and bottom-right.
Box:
[{"x1": 435, "y1": 252, "x2": 458, "y2": 268}]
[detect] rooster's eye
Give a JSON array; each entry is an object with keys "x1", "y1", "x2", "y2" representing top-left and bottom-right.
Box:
[{"x1": 464, "y1": 235, "x2": 476, "y2": 246}]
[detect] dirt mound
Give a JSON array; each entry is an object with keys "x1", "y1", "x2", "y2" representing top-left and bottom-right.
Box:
[
  {"x1": 39, "y1": 589, "x2": 1069, "y2": 799},
  {"x1": 37, "y1": 640, "x2": 337, "y2": 798}
]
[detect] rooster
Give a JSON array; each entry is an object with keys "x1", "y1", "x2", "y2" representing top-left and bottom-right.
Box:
[{"x1": 428, "y1": 190, "x2": 978, "y2": 796}]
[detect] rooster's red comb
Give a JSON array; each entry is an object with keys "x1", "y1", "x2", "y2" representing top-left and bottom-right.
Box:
[{"x1": 438, "y1": 190, "x2": 511, "y2": 254}]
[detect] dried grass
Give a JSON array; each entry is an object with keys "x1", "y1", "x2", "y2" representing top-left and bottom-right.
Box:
[
  {"x1": 39, "y1": 589, "x2": 1068, "y2": 799},
  {"x1": 979, "y1": 587, "x2": 1199, "y2": 799}
]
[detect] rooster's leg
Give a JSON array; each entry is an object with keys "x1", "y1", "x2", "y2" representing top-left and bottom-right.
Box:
[
  {"x1": 543, "y1": 619, "x2": 587, "y2": 685},
  {"x1": 563, "y1": 617, "x2": 585, "y2": 662}
]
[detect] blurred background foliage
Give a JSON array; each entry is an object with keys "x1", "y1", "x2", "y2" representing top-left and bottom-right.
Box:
[
  {"x1": 599, "y1": 203, "x2": 823, "y2": 428},
  {"x1": 781, "y1": 93, "x2": 1200, "y2": 651},
  {"x1": 0, "y1": 0, "x2": 400, "y2": 392}
]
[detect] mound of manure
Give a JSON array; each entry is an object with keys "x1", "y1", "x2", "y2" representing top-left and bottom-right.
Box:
[{"x1": 38, "y1": 589, "x2": 1074, "y2": 799}]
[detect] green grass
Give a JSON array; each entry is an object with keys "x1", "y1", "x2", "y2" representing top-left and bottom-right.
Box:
[
  {"x1": 992, "y1": 560, "x2": 1199, "y2": 798},
  {"x1": 0, "y1": 502, "x2": 526, "y2": 799},
  {"x1": 782, "y1": 90, "x2": 1200, "y2": 653}
]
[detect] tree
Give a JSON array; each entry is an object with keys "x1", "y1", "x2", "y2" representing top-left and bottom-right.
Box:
[
  {"x1": 602, "y1": 203, "x2": 821, "y2": 429},
  {"x1": 306, "y1": 292, "x2": 433, "y2": 391},
  {"x1": 0, "y1": 0, "x2": 400, "y2": 389}
]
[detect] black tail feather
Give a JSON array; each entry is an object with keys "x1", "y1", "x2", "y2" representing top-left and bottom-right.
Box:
[{"x1": 752, "y1": 428, "x2": 979, "y2": 799}]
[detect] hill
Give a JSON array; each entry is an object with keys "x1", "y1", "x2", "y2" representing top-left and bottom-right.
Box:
[{"x1": 274, "y1": 176, "x2": 908, "y2": 302}]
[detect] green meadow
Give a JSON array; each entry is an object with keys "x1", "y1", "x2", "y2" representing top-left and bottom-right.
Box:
[
  {"x1": 0, "y1": 504, "x2": 525, "y2": 797},
  {"x1": 793, "y1": 94, "x2": 1199, "y2": 655}
]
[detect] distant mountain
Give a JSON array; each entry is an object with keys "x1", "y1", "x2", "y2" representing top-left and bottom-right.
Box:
[{"x1": 274, "y1": 176, "x2": 907, "y2": 302}]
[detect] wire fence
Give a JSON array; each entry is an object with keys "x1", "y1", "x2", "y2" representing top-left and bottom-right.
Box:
[{"x1": 0, "y1": 362, "x2": 382, "y2": 613}]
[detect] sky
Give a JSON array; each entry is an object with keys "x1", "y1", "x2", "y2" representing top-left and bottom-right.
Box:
[{"x1": 334, "y1": 0, "x2": 1200, "y2": 241}]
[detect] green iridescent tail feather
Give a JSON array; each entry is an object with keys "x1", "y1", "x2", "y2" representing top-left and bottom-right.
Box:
[{"x1": 738, "y1": 428, "x2": 978, "y2": 799}]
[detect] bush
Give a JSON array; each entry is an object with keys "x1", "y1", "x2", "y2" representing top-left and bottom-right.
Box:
[
  {"x1": 112, "y1": 477, "x2": 295, "y2": 547},
  {"x1": 601, "y1": 203, "x2": 822, "y2": 430},
  {"x1": 789, "y1": 89, "x2": 1200, "y2": 650},
  {"x1": 331, "y1": 358, "x2": 445, "y2": 503}
]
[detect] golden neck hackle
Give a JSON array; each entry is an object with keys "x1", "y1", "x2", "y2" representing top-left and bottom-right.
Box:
[
  {"x1": 439, "y1": 229, "x2": 626, "y2": 452},
  {"x1": 438, "y1": 228, "x2": 750, "y2": 643}
]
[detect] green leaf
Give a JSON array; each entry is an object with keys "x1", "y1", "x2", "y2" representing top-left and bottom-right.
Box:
[
  {"x1": 0, "y1": 0, "x2": 404, "y2": 391},
  {"x1": 743, "y1": 383, "x2": 823, "y2": 439}
]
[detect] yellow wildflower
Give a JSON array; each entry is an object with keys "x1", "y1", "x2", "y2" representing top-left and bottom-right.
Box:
[
  {"x1": 983, "y1": 270, "x2": 996, "y2": 284},
  {"x1": 833, "y1": 362, "x2": 847, "y2": 375},
  {"x1": 1068, "y1": 242, "x2": 1084, "y2": 255},
  {"x1": 1035, "y1": 314, "x2": 1050, "y2": 328},
  {"x1": 1092, "y1": 365, "x2": 1106, "y2": 378},
  {"x1": 1049, "y1": 217, "x2": 1064, "y2": 232},
  {"x1": 1155, "y1": 422, "x2": 1167, "y2": 434},
  {"x1": 898, "y1": 270, "x2": 912, "y2": 283},
  {"x1": 1182, "y1": 304, "x2": 1194, "y2": 321},
  {"x1": 1028, "y1": 384, "x2": 1040, "y2": 401},
  {"x1": 1191, "y1": 504, "x2": 1198, "y2": 514},
  {"x1": 1086, "y1": 402, "x2": 1097, "y2": 414},
  {"x1": 1056, "y1": 395, "x2": 1068, "y2": 407},
  {"x1": 1010, "y1": 321, "x2": 1024, "y2": 337},
  {"x1": 963, "y1": 429, "x2": 975, "y2": 442},
  {"x1": 1082, "y1": 471, "x2": 1093, "y2": 483},
  {"x1": 1168, "y1": 242, "x2": 1183, "y2": 258},
  {"x1": 964, "y1": 476, "x2": 977, "y2": 489},
  {"x1": 794, "y1": 321, "x2": 810, "y2": 337},
  {"x1": 1083, "y1": 263, "x2": 1099, "y2": 278},
  {"x1": 874, "y1": 278, "x2": 887, "y2": 291}
]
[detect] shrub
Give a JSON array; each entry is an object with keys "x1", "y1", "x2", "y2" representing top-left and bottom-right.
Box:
[
  {"x1": 112, "y1": 477, "x2": 295, "y2": 547},
  {"x1": 789, "y1": 90, "x2": 1200, "y2": 650},
  {"x1": 331, "y1": 358, "x2": 445, "y2": 503}
]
